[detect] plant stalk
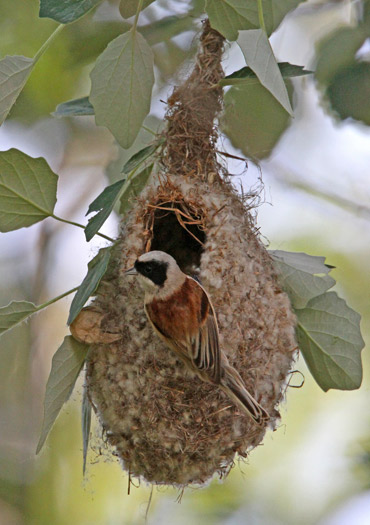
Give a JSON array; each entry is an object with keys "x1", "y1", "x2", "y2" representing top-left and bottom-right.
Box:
[
  {"x1": 132, "y1": 0, "x2": 144, "y2": 32},
  {"x1": 257, "y1": 0, "x2": 267, "y2": 33},
  {"x1": 51, "y1": 214, "x2": 114, "y2": 242},
  {"x1": 33, "y1": 24, "x2": 65, "y2": 64},
  {"x1": 36, "y1": 286, "x2": 79, "y2": 312}
]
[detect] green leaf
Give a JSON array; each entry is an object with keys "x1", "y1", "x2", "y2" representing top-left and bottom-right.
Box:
[
  {"x1": 315, "y1": 27, "x2": 370, "y2": 125},
  {"x1": 237, "y1": 29, "x2": 293, "y2": 115},
  {"x1": 90, "y1": 29, "x2": 154, "y2": 149},
  {"x1": 0, "y1": 149, "x2": 58, "y2": 232},
  {"x1": 0, "y1": 55, "x2": 34, "y2": 125},
  {"x1": 53, "y1": 96, "x2": 94, "y2": 117},
  {"x1": 119, "y1": 0, "x2": 155, "y2": 19},
  {"x1": 39, "y1": 0, "x2": 101, "y2": 24},
  {"x1": 36, "y1": 336, "x2": 89, "y2": 454},
  {"x1": 142, "y1": 15, "x2": 196, "y2": 46},
  {"x1": 270, "y1": 250, "x2": 335, "y2": 309},
  {"x1": 67, "y1": 247, "x2": 112, "y2": 325},
  {"x1": 81, "y1": 382, "x2": 92, "y2": 475},
  {"x1": 206, "y1": 0, "x2": 302, "y2": 40},
  {"x1": 119, "y1": 164, "x2": 153, "y2": 215},
  {"x1": 105, "y1": 116, "x2": 163, "y2": 186},
  {"x1": 85, "y1": 179, "x2": 126, "y2": 242},
  {"x1": 0, "y1": 301, "x2": 37, "y2": 336},
  {"x1": 121, "y1": 141, "x2": 163, "y2": 174},
  {"x1": 326, "y1": 63, "x2": 370, "y2": 126},
  {"x1": 206, "y1": 0, "x2": 255, "y2": 41},
  {"x1": 296, "y1": 292, "x2": 365, "y2": 392},
  {"x1": 221, "y1": 82, "x2": 292, "y2": 159},
  {"x1": 220, "y1": 62, "x2": 313, "y2": 86},
  {"x1": 0, "y1": 288, "x2": 78, "y2": 339},
  {"x1": 315, "y1": 27, "x2": 366, "y2": 85}
]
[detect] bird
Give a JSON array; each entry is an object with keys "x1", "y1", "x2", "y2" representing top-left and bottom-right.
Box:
[{"x1": 125, "y1": 250, "x2": 269, "y2": 425}]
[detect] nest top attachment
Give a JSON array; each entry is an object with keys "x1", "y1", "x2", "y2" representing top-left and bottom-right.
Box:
[{"x1": 163, "y1": 19, "x2": 225, "y2": 180}]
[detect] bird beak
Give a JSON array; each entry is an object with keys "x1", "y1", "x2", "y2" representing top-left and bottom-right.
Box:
[{"x1": 125, "y1": 266, "x2": 137, "y2": 275}]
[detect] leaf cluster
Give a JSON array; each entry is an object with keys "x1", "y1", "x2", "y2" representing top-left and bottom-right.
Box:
[
  {"x1": 270, "y1": 251, "x2": 364, "y2": 392},
  {"x1": 0, "y1": 0, "x2": 366, "y2": 468},
  {"x1": 0, "y1": 0, "x2": 312, "y2": 157},
  {"x1": 315, "y1": 6, "x2": 370, "y2": 125}
]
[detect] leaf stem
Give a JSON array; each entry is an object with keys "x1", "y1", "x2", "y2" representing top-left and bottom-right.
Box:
[
  {"x1": 142, "y1": 125, "x2": 157, "y2": 136},
  {"x1": 51, "y1": 214, "x2": 114, "y2": 242},
  {"x1": 33, "y1": 24, "x2": 65, "y2": 64},
  {"x1": 257, "y1": 0, "x2": 267, "y2": 33},
  {"x1": 35, "y1": 286, "x2": 80, "y2": 312},
  {"x1": 132, "y1": 0, "x2": 144, "y2": 32}
]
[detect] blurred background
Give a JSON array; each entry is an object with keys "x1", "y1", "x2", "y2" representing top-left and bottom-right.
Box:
[{"x1": 0, "y1": 0, "x2": 369, "y2": 523}]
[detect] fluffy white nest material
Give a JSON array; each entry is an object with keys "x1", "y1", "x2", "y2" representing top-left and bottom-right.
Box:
[
  {"x1": 71, "y1": 19, "x2": 298, "y2": 487},
  {"x1": 84, "y1": 173, "x2": 297, "y2": 486}
]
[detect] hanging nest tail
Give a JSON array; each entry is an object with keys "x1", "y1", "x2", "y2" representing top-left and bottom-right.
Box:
[{"x1": 72, "y1": 20, "x2": 297, "y2": 487}]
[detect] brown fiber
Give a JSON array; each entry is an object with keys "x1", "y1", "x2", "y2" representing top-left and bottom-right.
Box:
[{"x1": 75, "y1": 19, "x2": 298, "y2": 487}]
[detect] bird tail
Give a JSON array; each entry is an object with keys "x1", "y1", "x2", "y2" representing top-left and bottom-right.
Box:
[{"x1": 221, "y1": 365, "x2": 269, "y2": 425}]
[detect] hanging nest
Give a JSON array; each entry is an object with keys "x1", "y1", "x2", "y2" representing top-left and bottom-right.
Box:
[{"x1": 72, "y1": 20, "x2": 297, "y2": 487}]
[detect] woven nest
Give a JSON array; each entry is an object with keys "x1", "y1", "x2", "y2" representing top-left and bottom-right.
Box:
[{"x1": 72, "y1": 20, "x2": 297, "y2": 487}]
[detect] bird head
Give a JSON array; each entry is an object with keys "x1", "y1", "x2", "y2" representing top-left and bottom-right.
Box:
[{"x1": 125, "y1": 251, "x2": 185, "y2": 300}]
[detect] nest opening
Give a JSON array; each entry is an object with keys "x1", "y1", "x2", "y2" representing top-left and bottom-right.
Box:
[
  {"x1": 143, "y1": 190, "x2": 206, "y2": 274},
  {"x1": 150, "y1": 207, "x2": 205, "y2": 273}
]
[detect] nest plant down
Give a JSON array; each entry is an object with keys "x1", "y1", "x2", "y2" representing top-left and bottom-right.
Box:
[{"x1": 75, "y1": 20, "x2": 298, "y2": 486}]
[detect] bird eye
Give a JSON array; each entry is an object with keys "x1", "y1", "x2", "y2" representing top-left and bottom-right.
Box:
[{"x1": 144, "y1": 264, "x2": 153, "y2": 275}]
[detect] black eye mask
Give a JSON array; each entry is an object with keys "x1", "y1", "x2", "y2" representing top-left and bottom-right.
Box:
[{"x1": 135, "y1": 260, "x2": 169, "y2": 286}]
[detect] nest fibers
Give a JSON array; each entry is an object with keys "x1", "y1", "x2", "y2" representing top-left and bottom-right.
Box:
[{"x1": 77, "y1": 21, "x2": 297, "y2": 486}]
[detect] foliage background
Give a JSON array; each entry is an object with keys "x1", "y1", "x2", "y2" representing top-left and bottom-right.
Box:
[{"x1": 0, "y1": 0, "x2": 369, "y2": 523}]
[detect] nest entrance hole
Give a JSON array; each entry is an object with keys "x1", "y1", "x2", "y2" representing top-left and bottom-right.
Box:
[{"x1": 146, "y1": 199, "x2": 206, "y2": 274}]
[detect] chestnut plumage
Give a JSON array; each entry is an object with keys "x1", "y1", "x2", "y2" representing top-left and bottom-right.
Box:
[{"x1": 126, "y1": 251, "x2": 269, "y2": 425}]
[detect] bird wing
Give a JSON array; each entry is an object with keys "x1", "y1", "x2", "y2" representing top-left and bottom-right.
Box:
[
  {"x1": 145, "y1": 277, "x2": 222, "y2": 384},
  {"x1": 189, "y1": 283, "x2": 221, "y2": 384},
  {"x1": 144, "y1": 305, "x2": 194, "y2": 369}
]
